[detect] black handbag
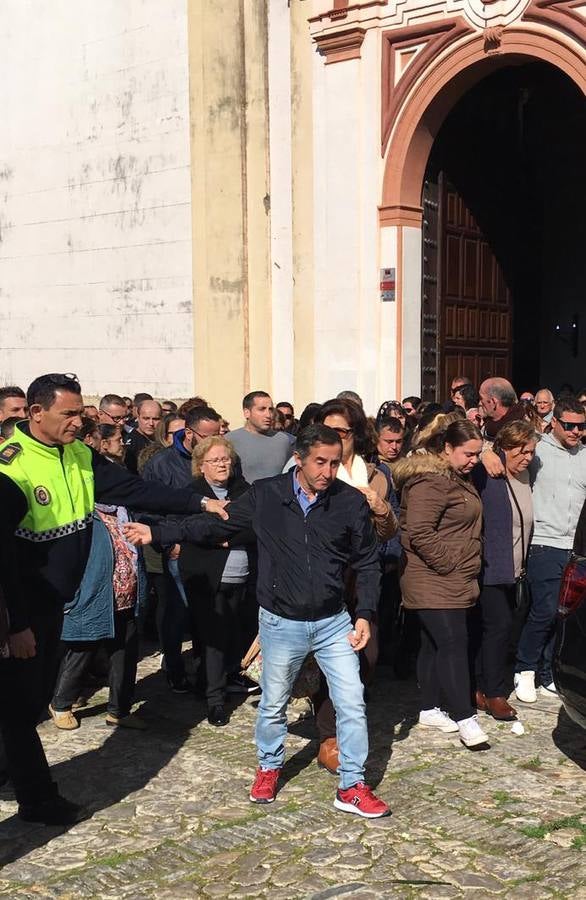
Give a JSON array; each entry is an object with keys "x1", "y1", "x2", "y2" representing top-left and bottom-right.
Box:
[{"x1": 505, "y1": 477, "x2": 532, "y2": 648}]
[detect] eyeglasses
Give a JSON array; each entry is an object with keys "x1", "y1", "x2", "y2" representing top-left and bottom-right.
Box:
[
  {"x1": 330, "y1": 426, "x2": 353, "y2": 439},
  {"x1": 535, "y1": 401, "x2": 552, "y2": 407},
  {"x1": 203, "y1": 457, "x2": 231, "y2": 466},
  {"x1": 558, "y1": 420, "x2": 585, "y2": 432},
  {"x1": 104, "y1": 412, "x2": 126, "y2": 423}
]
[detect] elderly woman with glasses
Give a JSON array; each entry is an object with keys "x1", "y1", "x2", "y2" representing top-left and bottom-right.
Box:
[{"x1": 177, "y1": 436, "x2": 254, "y2": 726}]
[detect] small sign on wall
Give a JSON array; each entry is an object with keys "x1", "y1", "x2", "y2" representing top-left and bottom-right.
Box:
[{"x1": 380, "y1": 267, "x2": 395, "y2": 302}]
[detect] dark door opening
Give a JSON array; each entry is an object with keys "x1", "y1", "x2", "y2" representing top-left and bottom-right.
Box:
[{"x1": 421, "y1": 61, "x2": 586, "y2": 402}]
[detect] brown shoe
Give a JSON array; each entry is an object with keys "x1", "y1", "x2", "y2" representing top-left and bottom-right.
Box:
[
  {"x1": 49, "y1": 704, "x2": 79, "y2": 731},
  {"x1": 484, "y1": 696, "x2": 517, "y2": 721},
  {"x1": 475, "y1": 690, "x2": 488, "y2": 712},
  {"x1": 317, "y1": 737, "x2": 339, "y2": 775}
]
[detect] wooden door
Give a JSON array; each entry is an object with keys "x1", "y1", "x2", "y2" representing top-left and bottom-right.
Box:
[{"x1": 421, "y1": 176, "x2": 512, "y2": 401}]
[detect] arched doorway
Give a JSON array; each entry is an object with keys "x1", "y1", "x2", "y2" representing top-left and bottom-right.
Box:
[
  {"x1": 380, "y1": 27, "x2": 586, "y2": 400},
  {"x1": 421, "y1": 61, "x2": 586, "y2": 400}
]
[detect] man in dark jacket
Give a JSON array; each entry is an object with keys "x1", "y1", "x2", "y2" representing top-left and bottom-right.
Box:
[
  {"x1": 124, "y1": 425, "x2": 390, "y2": 818},
  {"x1": 0, "y1": 374, "x2": 211, "y2": 826}
]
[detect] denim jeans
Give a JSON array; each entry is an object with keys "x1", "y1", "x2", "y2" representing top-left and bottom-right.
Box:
[
  {"x1": 516, "y1": 545, "x2": 572, "y2": 685},
  {"x1": 256, "y1": 607, "x2": 367, "y2": 790}
]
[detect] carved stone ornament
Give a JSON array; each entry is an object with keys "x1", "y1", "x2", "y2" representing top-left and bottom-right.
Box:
[{"x1": 460, "y1": 0, "x2": 531, "y2": 29}]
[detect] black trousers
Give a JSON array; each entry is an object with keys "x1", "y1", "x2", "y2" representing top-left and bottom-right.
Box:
[
  {"x1": 470, "y1": 583, "x2": 515, "y2": 698},
  {"x1": 189, "y1": 582, "x2": 245, "y2": 707},
  {"x1": 53, "y1": 609, "x2": 138, "y2": 717},
  {"x1": 416, "y1": 608, "x2": 474, "y2": 722},
  {"x1": 0, "y1": 603, "x2": 63, "y2": 806}
]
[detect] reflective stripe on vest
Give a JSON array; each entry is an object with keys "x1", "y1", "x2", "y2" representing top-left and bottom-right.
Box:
[{"x1": 0, "y1": 425, "x2": 95, "y2": 542}]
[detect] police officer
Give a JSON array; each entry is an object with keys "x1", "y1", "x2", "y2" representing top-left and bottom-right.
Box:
[{"x1": 0, "y1": 373, "x2": 214, "y2": 825}]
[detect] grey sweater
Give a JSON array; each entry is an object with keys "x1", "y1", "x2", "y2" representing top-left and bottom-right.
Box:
[{"x1": 531, "y1": 433, "x2": 586, "y2": 549}]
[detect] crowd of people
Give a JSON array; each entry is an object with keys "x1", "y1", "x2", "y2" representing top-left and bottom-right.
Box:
[{"x1": 0, "y1": 372, "x2": 584, "y2": 825}]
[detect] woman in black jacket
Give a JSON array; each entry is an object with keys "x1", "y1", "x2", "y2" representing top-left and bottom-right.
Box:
[{"x1": 178, "y1": 436, "x2": 254, "y2": 726}]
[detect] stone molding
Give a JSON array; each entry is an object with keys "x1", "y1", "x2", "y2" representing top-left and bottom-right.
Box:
[
  {"x1": 314, "y1": 26, "x2": 367, "y2": 63},
  {"x1": 381, "y1": 18, "x2": 475, "y2": 154}
]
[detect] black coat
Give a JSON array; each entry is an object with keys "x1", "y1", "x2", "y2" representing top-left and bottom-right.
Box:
[
  {"x1": 178, "y1": 475, "x2": 255, "y2": 604},
  {"x1": 152, "y1": 471, "x2": 380, "y2": 622}
]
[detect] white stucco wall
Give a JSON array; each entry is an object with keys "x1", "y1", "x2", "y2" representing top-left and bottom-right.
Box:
[{"x1": 0, "y1": 0, "x2": 193, "y2": 399}]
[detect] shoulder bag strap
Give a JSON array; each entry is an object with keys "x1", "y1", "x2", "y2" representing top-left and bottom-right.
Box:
[{"x1": 505, "y1": 475, "x2": 527, "y2": 575}]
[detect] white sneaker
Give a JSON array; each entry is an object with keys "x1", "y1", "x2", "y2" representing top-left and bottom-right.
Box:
[
  {"x1": 419, "y1": 707, "x2": 459, "y2": 733},
  {"x1": 457, "y1": 715, "x2": 489, "y2": 748},
  {"x1": 539, "y1": 682, "x2": 558, "y2": 697},
  {"x1": 514, "y1": 671, "x2": 537, "y2": 703}
]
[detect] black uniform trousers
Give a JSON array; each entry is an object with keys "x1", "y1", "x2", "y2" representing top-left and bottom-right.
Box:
[{"x1": 0, "y1": 603, "x2": 63, "y2": 806}]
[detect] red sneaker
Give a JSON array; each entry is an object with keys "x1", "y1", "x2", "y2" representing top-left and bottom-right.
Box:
[
  {"x1": 249, "y1": 767, "x2": 281, "y2": 804},
  {"x1": 334, "y1": 783, "x2": 391, "y2": 818}
]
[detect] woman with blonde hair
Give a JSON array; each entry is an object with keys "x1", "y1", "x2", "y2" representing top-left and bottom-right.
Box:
[{"x1": 178, "y1": 436, "x2": 254, "y2": 726}]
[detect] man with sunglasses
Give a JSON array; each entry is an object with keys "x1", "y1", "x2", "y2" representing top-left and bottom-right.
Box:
[
  {"x1": 0, "y1": 373, "x2": 217, "y2": 826},
  {"x1": 514, "y1": 396, "x2": 586, "y2": 703}
]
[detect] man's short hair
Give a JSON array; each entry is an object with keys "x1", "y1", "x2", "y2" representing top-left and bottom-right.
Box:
[
  {"x1": 162, "y1": 399, "x2": 178, "y2": 411},
  {"x1": 243, "y1": 391, "x2": 271, "y2": 411},
  {"x1": 100, "y1": 393, "x2": 125, "y2": 410},
  {"x1": 185, "y1": 405, "x2": 221, "y2": 430},
  {"x1": 27, "y1": 374, "x2": 81, "y2": 410},
  {"x1": 133, "y1": 392, "x2": 153, "y2": 405},
  {"x1": 137, "y1": 398, "x2": 162, "y2": 415},
  {"x1": 535, "y1": 388, "x2": 554, "y2": 402},
  {"x1": 0, "y1": 385, "x2": 25, "y2": 408},
  {"x1": 276, "y1": 401, "x2": 294, "y2": 413},
  {"x1": 554, "y1": 397, "x2": 586, "y2": 420},
  {"x1": 295, "y1": 424, "x2": 342, "y2": 460},
  {"x1": 482, "y1": 379, "x2": 517, "y2": 409},
  {"x1": 336, "y1": 390, "x2": 363, "y2": 408},
  {"x1": 402, "y1": 396, "x2": 422, "y2": 409},
  {"x1": 377, "y1": 416, "x2": 404, "y2": 435}
]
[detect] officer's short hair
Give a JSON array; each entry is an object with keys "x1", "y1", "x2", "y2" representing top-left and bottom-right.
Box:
[{"x1": 27, "y1": 374, "x2": 81, "y2": 410}]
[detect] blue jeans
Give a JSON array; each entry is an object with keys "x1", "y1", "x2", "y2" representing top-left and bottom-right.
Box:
[
  {"x1": 256, "y1": 608, "x2": 367, "y2": 790},
  {"x1": 516, "y1": 545, "x2": 571, "y2": 685}
]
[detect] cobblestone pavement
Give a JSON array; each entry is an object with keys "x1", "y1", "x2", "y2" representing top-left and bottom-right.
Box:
[{"x1": 1, "y1": 647, "x2": 585, "y2": 899}]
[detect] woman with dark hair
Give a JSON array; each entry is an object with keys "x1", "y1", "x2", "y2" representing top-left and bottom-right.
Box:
[
  {"x1": 471, "y1": 421, "x2": 536, "y2": 720},
  {"x1": 298, "y1": 402, "x2": 322, "y2": 432},
  {"x1": 452, "y1": 383, "x2": 479, "y2": 412},
  {"x1": 394, "y1": 419, "x2": 487, "y2": 748},
  {"x1": 99, "y1": 424, "x2": 126, "y2": 465},
  {"x1": 78, "y1": 416, "x2": 101, "y2": 451}
]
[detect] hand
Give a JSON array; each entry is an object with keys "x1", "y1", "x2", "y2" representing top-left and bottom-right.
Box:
[
  {"x1": 481, "y1": 448, "x2": 505, "y2": 478},
  {"x1": 348, "y1": 618, "x2": 371, "y2": 652},
  {"x1": 206, "y1": 499, "x2": 230, "y2": 520},
  {"x1": 168, "y1": 544, "x2": 181, "y2": 560},
  {"x1": 357, "y1": 486, "x2": 387, "y2": 516},
  {"x1": 123, "y1": 522, "x2": 153, "y2": 546},
  {"x1": 9, "y1": 628, "x2": 36, "y2": 659}
]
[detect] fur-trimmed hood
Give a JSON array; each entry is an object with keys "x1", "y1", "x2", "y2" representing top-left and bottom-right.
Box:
[{"x1": 392, "y1": 451, "x2": 454, "y2": 491}]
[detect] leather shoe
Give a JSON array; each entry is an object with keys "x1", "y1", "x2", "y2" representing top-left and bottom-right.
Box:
[
  {"x1": 317, "y1": 737, "x2": 339, "y2": 776},
  {"x1": 484, "y1": 695, "x2": 517, "y2": 721},
  {"x1": 208, "y1": 704, "x2": 229, "y2": 727},
  {"x1": 475, "y1": 690, "x2": 488, "y2": 712}
]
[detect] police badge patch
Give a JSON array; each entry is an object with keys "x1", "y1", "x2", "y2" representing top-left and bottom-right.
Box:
[{"x1": 34, "y1": 486, "x2": 52, "y2": 506}]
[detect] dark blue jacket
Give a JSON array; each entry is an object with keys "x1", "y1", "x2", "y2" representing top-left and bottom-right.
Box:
[
  {"x1": 472, "y1": 464, "x2": 515, "y2": 586},
  {"x1": 142, "y1": 431, "x2": 194, "y2": 489},
  {"x1": 61, "y1": 513, "x2": 148, "y2": 641},
  {"x1": 151, "y1": 472, "x2": 380, "y2": 622}
]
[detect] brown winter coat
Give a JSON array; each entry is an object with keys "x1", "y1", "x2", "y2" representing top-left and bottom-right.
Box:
[{"x1": 393, "y1": 453, "x2": 482, "y2": 610}]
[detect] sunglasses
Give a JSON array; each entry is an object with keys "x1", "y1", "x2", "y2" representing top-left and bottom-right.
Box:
[
  {"x1": 558, "y1": 420, "x2": 585, "y2": 432},
  {"x1": 330, "y1": 426, "x2": 353, "y2": 439}
]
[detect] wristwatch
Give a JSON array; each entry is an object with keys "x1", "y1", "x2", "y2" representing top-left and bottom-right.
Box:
[{"x1": 200, "y1": 497, "x2": 209, "y2": 512}]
